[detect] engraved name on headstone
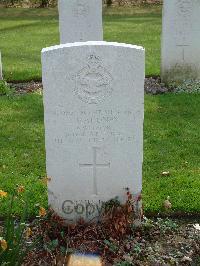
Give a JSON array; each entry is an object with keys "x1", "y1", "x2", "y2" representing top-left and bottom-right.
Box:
[{"x1": 42, "y1": 42, "x2": 145, "y2": 222}]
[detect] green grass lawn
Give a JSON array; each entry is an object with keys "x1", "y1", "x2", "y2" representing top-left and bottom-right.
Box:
[
  {"x1": 0, "y1": 5, "x2": 200, "y2": 217},
  {"x1": 0, "y1": 6, "x2": 162, "y2": 81},
  {"x1": 0, "y1": 92, "x2": 200, "y2": 216}
]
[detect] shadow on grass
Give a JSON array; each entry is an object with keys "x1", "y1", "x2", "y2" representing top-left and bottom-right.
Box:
[
  {"x1": 0, "y1": 7, "x2": 58, "y2": 21},
  {"x1": 0, "y1": 20, "x2": 57, "y2": 33},
  {"x1": 104, "y1": 16, "x2": 161, "y2": 25}
]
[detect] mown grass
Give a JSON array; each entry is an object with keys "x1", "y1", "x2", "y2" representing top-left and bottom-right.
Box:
[
  {"x1": 143, "y1": 93, "x2": 200, "y2": 214},
  {"x1": 0, "y1": 5, "x2": 199, "y2": 217},
  {"x1": 104, "y1": 6, "x2": 162, "y2": 76},
  {"x1": 0, "y1": 92, "x2": 199, "y2": 216},
  {"x1": 0, "y1": 5, "x2": 162, "y2": 81},
  {"x1": 0, "y1": 93, "x2": 46, "y2": 216}
]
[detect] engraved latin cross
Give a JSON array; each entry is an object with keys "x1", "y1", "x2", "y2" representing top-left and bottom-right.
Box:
[{"x1": 79, "y1": 147, "x2": 110, "y2": 195}]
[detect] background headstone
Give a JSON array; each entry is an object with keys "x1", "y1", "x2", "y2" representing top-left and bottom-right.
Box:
[
  {"x1": 42, "y1": 41, "x2": 144, "y2": 223},
  {"x1": 0, "y1": 52, "x2": 3, "y2": 80},
  {"x1": 161, "y1": 0, "x2": 200, "y2": 83},
  {"x1": 58, "y1": 0, "x2": 103, "y2": 44}
]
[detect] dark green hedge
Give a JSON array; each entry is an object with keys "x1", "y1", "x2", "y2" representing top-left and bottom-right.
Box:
[{"x1": 0, "y1": 0, "x2": 162, "y2": 8}]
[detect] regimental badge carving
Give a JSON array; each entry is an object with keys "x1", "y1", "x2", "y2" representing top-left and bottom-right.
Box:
[
  {"x1": 73, "y1": 0, "x2": 89, "y2": 17},
  {"x1": 74, "y1": 54, "x2": 113, "y2": 104},
  {"x1": 176, "y1": 0, "x2": 192, "y2": 17}
]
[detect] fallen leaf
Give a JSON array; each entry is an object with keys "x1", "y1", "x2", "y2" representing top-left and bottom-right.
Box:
[
  {"x1": 25, "y1": 227, "x2": 32, "y2": 238},
  {"x1": 181, "y1": 256, "x2": 192, "y2": 262},
  {"x1": 17, "y1": 185, "x2": 25, "y2": 194},
  {"x1": 39, "y1": 207, "x2": 47, "y2": 217},
  {"x1": 163, "y1": 196, "x2": 172, "y2": 209},
  {"x1": 193, "y1": 224, "x2": 200, "y2": 231},
  {"x1": 161, "y1": 171, "x2": 170, "y2": 176},
  {"x1": 41, "y1": 176, "x2": 52, "y2": 185},
  {"x1": 0, "y1": 190, "x2": 8, "y2": 198},
  {"x1": 0, "y1": 239, "x2": 8, "y2": 250}
]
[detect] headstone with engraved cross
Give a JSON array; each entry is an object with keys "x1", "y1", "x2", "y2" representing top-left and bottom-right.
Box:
[
  {"x1": 58, "y1": 0, "x2": 103, "y2": 44},
  {"x1": 42, "y1": 41, "x2": 145, "y2": 223},
  {"x1": 161, "y1": 0, "x2": 200, "y2": 83}
]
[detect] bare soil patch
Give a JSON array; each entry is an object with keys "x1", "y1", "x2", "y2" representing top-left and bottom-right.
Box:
[
  {"x1": 22, "y1": 215, "x2": 200, "y2": 266},
  {"x1": 10, "y1": 77, "x2": 172, "y2": 96}
]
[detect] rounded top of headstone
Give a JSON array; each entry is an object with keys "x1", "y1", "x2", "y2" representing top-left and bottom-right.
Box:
[{"x1": 42, "y1": 41, "x2": 145, "y2": 54}]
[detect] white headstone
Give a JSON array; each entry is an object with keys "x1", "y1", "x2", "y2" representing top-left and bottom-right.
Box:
[
  {"x1": 161, "y1": 0, "x2": 200, "y2": 83},
  {"x1": 58, "y1": 0, "x2": 103, "y2": 44},
  {"x1": 0, "y1": 52, "x2": 3, "y2": 80},
  {"x1": 42, "y1": 41, "x2": 145, "y2": 223}
]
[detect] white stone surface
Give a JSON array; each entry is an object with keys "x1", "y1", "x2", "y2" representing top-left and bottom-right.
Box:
[
  {"x1": 42, "y1": 41, "x2": 145, "y2": 222},
  {"x1": 0, "y1": 52, "x2": 2, "y2": 80},
  {"x1": 161, "y1": 0, "x2": 200, "y2": 83},
  {"x1": 58, "y1": 0, "x2": 103, "y2": 44}
]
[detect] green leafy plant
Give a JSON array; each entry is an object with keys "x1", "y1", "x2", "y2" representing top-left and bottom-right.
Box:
[
  {"x1": 171, "y1": 79, "x2": 200, "y2": 94},
  {"x1": 44, "y1": 238, "x2": 59, "y2": 252},
  {"x1": 132, "y1": 243, "x2": 142, "y2": 255},
  {"x1": 104, "y1": 239, "x2": 118, "y2": 253},
  {"x1": 0, "y1": 80, "x2": 13, "y2": 96},
  {"x1": 141, "y1": 217, "x2": 154, "y2": 231},
  {"x1": 0, "y1": 190, "x2": 39, "y2": 266},
  {"x1": 155, "y1": 218, "x2": 178, "y2": 235}
]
